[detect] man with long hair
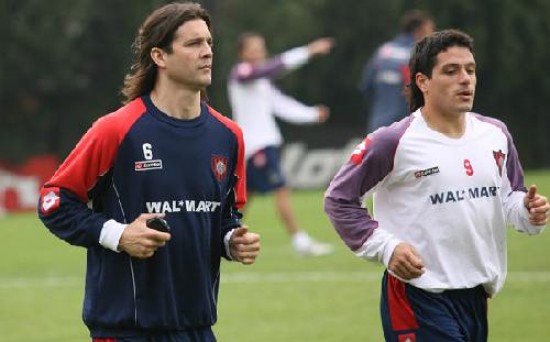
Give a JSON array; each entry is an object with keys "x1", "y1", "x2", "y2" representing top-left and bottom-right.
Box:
[
  {"x1": 38, "y1": 2, "x2": 260, "y2": 341},
  {"x1": 325, "y1": 29, "x2": 549, "y2": 341}
]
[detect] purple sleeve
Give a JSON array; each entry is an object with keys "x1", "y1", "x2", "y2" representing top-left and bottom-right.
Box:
[
  {"x1": 474, "y1": 113, "x2": 527, "y2": 192},
  {"x1": 230, "y1": 56, "x2": 286, "y2": 82},
  {"x1": 324, "y1": 121, "x2": 408, "y2": 251},
  {"x1": 504, "y1": 130, "x2": 527, "y2": 192}
]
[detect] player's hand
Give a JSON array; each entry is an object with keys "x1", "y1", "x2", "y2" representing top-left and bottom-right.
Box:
[
  {"x1": 388, "y1": 243, "x2": 425, "y2": 280},
  {"x1": 316, "y1": 105, "x2": 330, "y2": 123},
  {"x1": 229, "y1": 226, "x2": 260, "y2": 265},
  {"x1": 307, "y1": 37, "x2": 334, "y2": 56},
  {"x1": 524, "y1": 185, "x2": 550, "y2": 226},
  {"x1": 118, "y1": 213, "x2": 171, "y2": 259}
]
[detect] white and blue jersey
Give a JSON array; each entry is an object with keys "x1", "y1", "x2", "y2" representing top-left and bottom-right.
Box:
[
  {"x1": 38, "y1": 95, "x2": 246, "y2": 337},
  {"x1": 325, "y1": 109, "x2": 544, "y2": 297}
]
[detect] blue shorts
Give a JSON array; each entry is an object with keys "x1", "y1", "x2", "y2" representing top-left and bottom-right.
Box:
[
  {"x1": 92, "y1": 327, "x2": 215, "y2": 341},
  {"x1": 246, "y1": 146, "x2": 286, "y2": 194},
  {"x1": 380, "y1": 272, "x2": 488, "y2": 342}
]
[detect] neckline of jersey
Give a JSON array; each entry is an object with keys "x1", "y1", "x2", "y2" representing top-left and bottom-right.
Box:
[
  {"x1": 142, "y1": 94, "x2": 208, "y2": 128},
  {"x1": 415, "y1": 110, "x2": 473, "y2": 145}
]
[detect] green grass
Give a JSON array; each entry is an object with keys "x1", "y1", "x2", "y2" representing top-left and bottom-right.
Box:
[{"x1": 1, "y1": 171, "x2": 550, "y2": 341}]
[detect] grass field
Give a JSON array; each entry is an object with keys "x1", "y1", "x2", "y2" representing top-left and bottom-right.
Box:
[{"x1": 1, "y1": 171, "x2": 550, "y2": 341}]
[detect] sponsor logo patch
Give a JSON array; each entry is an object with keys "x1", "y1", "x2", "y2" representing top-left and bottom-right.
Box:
[
  {"x1": 135, "y1": 159, "x2": 163, "y2": 171},
  {"x1": 40, "y1": 187, "x2": 60, "y2": 215},
  {"x1": 414, "y1": 166, "x2": 440, "y2": 178}
]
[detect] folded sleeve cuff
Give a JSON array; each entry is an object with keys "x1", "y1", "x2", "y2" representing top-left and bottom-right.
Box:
[
  {"x1": 224, "y1": 228, "x2": 237, "y2": 261},
  {"x1": 99, "y1": 219, "x2": 127, "y2": 252}
]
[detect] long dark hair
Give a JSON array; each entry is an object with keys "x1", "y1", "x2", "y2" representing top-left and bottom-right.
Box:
[
  {"x1": 408, "y1": 29, "x2": 474, "y2": 112},
  {"x1": 121, "y1": 2, "x2": 211, "y2": 104}
]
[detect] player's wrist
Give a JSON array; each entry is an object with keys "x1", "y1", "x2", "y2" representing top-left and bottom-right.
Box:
[{"x1": 99, "y1": 220, "x2": 127, "y2": 252}]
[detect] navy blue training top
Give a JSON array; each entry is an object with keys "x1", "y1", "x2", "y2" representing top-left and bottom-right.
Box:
[{"x1": 38, "y1": 95, "x2": 246, "y2": 337}]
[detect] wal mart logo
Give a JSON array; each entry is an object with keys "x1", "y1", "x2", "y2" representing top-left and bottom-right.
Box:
[{"x1": 135, "y1": 159, "x2": 163, "y2": 171}]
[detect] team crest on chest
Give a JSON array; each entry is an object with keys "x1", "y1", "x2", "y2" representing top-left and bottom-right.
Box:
[
  {"x1": 211, "y1": 155, "x2": 228, "y2": 181},
  {"x1": 493, "y1": 150, "x2": 506, "y2": 176}
]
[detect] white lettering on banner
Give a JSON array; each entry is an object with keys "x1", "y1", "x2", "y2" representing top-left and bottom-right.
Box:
[{"x1": 281, "y1": 138, "x2": 361, "y2": 189}]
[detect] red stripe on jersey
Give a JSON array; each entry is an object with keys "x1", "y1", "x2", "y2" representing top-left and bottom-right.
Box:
[
  {"x1": 387, "y1": 273, "x2": 419, "y2": 331},
  {"x1": 93, "y1": 338, "x2": 117, "y2": 342},
  {"x1": 207, "y1": 106, "x2": 247, "y2": 209},
  {"x1": 45, "y1": 98, "x2": 147, "y2": 202}
]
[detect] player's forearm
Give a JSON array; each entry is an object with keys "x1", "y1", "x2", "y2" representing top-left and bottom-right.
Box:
[{"x1": 38, "y1": 187, "x2": 108, "y2": 247}]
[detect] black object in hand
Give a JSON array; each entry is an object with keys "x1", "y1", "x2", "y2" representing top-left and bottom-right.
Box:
[{"x1": 146, "y1": 218, "x2": 171, "y2": 233}]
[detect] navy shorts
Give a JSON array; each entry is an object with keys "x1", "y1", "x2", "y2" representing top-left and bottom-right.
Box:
[
  {"x1": 246, "y1": 146, "x2": 286, "y2": 193},
  {"x1": 91, "y1": 327, "x2": 216, "y2": 341},
  {"x1": 380, "y1": 271, "x2": 488, "y2": 342}
]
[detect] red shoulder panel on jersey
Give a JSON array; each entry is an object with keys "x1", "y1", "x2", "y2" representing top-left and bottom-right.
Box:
[
  {"x1": 207, "y1": 106, "x2": 247, "y2": 209},
  {"x1": 45, "y1": 98, "x2": 147, "y2": 202}
]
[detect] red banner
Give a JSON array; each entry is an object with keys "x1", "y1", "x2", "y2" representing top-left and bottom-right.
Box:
[{"x1": 0, "y1": 155, "x2": 59, "y2": 213}]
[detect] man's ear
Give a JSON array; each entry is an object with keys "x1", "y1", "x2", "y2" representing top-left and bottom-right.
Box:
[
  {"x1": 150, "y1": 47, "x2": 167, "y2": 68},
  {"x1": 416, "y1": 72, "x2": 429, "y2": 93}
]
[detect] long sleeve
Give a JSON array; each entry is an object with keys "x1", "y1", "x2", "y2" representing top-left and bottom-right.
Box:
[
  {"x1": 232, "y1": 46, "x2": 310, "y2": 83},
  {"x1": 268, "y1": 84, "x2": 319, "y2": 123},
  {"x1": 324, "y1": 134, "x2": 402, "y2": 265},
  {"x1": 207, "y1": 106, "x2": 247, "y2": 260},
  {"x1": 38, "y1": 186, "x2": 109, "y2": 247},
  {"x1": 499, "y1": 125, "x2": 546, "y2": 234},
  {"x1": 38, "y1": 100, "x2": 145, "y2": 247}
]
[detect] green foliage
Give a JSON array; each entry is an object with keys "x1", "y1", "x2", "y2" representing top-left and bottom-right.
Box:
[
  {"x1": 2, "y1": 0, "x2": 550, "y2": 166},
  {"x1": 1, "y1": 171, "x2": 550, "y2": 341}
]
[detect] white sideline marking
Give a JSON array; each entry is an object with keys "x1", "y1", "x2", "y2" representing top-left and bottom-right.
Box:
[{"x1": 0, "y1": 271, "x2": 549, "y2": 289}]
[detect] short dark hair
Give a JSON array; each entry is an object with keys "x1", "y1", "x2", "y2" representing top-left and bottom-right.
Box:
[
  {"x1": 407, "y1": 29, "x2": 474, "y2": 112},
  {"x1": 400, "y1": 10, "x2": 433, "y2": 34},
  {"x1": 121, "y1": 1, "x2": 211, "y2": 104}
]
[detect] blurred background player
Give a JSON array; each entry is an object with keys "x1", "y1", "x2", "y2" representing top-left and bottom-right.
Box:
[
  {"x1": 228, "y1": 32, "x2": 333, "y2": 256},
  {"x1": 38, "y1": 2, "x2": 260, "y2": 341},
  {"x1": 359, "y1": 9, "x2": 434, "y2": 133}
]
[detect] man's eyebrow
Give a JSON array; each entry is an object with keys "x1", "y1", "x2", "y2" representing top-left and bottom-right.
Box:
[{"x1": 440, "y1": 62, "x2": 476, "y2": 69}]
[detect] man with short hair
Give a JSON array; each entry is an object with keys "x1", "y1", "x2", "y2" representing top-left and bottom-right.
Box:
[{"x1": 325, "y1": 29, "x2": 549, "y2": 341}]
